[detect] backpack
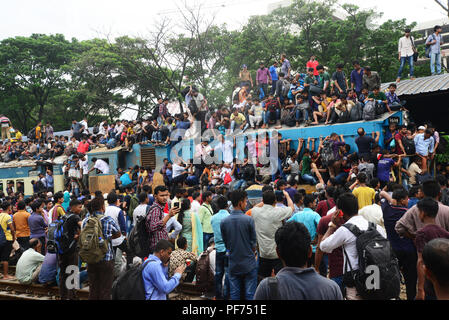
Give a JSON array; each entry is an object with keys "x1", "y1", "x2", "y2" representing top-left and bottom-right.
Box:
[
  {"x1": 402, "y1": 136, "x2": 415, "y2": 155},
  {"x1": 93, "y1": 126, "x2": 99, "y2": 135},
  {"x1": 282, "y1": 80, "x2": 290, "y2": 98},
  {"x1": 127, "y1": 206, "x2": 151, "y2": 259},
  {"x1": 375, "y1": 101, "x2": 384, "y2": 116},
  {"x1": 232, "y1": 88, "x2": 241, "y2": 102},
  {"x1": 47, "y1": 213, "x2": 75, "y2": 255},
  {"x1": 342, "y1": 222, "x2": 401, "y2": 300},
  {"x1": 27, "y1": 127, "x2": 36, "y2": 140},
  {"x1": 0, "y1": 215, "x2": 7, "y2": 247},
  {"x1": 195, "y1": 249, "x2": 215, "y2": 294},
  {"x1": 188, "y1": 99, "x2": 199, "y2": 116},
  {"x1": 321, "y1": 140, "x2": 336, "y2": 166},
  {"x1": 112, "y1": 259, "x2": 154, "y2": 300},
  {"x1": 79, "y1": 214, "x2": 109, "y2": 264},
  {"x1": 337, "y1": 110, "x2": 350, "y2": 123},
  {"x1": 128, "y1": 194, "x2": 139, "y2": 220},
  {"x1": 285, "y1": 115, "x2": 296, "y2": 127},
  {"x1": 349, "y1": 102, "x2": 363, "y2": 121},
  {"x1": 363, "y1": 100, "x2": 376, "y2": 121}
]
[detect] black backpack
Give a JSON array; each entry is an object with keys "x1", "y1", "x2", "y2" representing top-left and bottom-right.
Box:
[
  {"x1": 112, "y1": 259, "x2": 155, "y2": 300},
  {"x1": 188, "y1": 99, "x2": 199, "y2": 116},
  {"x1": 402, "y1": 136, "x2": 416, "y2": 155},
  {"x1": 342, "y1": 222, "x2": 401, "y2": 300},
  {"x1": 337, "y1": 110, "x2": 350, "y2": 123},
  {"x1": 127, "y1": 206, "x2": 151, "y2": 259},
  {"x1": 375, "y1": 101, "x2": 384, "y2": 116},
  {"x1": 47, "y1": 213, "x2": 75, "y2": 255},
  {"x1": 349, "y1": 102, "x2": 363, "y2": 121}
]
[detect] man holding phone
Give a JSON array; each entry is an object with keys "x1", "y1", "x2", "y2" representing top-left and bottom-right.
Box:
[
  {"x1": 319, "y1": 193, "x2": 387, "y2": 300},
  {"x1": 146, "y1": 186, "x2": 181, "y2": 254}
]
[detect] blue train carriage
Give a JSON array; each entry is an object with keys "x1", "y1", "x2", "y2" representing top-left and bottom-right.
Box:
[
  {"x1": 86, "y1": 144, "x2": 169, "y2": 194},
  {"x1": 0, "y1": 155, "x2": 67, "y2": 197},
  {"x1": 169, "y1": 111, "x2": 404, "y2": 163}
]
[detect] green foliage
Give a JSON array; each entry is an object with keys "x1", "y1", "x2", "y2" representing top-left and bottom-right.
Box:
[{"x1": 0, "y1": 0, "x2": 436, "y2": 131}]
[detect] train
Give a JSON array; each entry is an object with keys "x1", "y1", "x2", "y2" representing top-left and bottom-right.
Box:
[{"x1": 0, "y1": 111, "x2": 404, "y2": 196}]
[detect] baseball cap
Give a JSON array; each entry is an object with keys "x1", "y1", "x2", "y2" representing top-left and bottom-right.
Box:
[
  {"x1": 47, "y1": 192, "x2": 53, "y2": 198},
  {"x1": 242, "y1": 64, "x2": 247, "y2": 68},
  {"x1": 418, "y1": 126, "x2": 426, "y2": 130}
]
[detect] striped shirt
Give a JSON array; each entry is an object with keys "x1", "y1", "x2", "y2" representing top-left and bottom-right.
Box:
[{"x1": 146, "y1": 202, "x2": 169, "y2": 252}]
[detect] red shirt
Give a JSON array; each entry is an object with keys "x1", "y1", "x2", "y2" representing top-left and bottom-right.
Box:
[
  {"x1": 316, "y1": 198, "x2": 335, "y2": 217},
  {"x1": 306, "y1": 60, "x2": 319, "y2": 76},
  {"x1": 317, "y1": 215, "x2": 343, "y2": 279},
  {"x1": 77, "y1": 141, "x2": 90, "y2": 154},
  {"x1": 394, "y1": 132, "x2": 405, "y2": 155}
]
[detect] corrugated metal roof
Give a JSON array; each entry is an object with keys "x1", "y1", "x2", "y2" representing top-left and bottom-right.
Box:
[{"x1": 381, "y1": 73, "x2": 449, "y2": 96}]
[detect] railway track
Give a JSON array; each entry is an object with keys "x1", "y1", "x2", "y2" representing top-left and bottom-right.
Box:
[{"x1": 1, "y1": 266, "x2": 205, "y2": 300}]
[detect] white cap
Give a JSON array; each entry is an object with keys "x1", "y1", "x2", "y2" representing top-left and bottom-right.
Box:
[{"x1": 418, "y1": 126, "x2": 426, "y2": 130}]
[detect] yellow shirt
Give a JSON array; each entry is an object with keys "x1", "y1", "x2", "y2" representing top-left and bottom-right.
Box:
[
  {"x1": 35, "y1": 126, "x2": 42, "y2": 139},
  {"x1": 0, "y1": 212, "x2": 13, "y2": 241},
  {"x1": 353, "y1": 186, "x2": 376, "y2": 210},
  {"x1": 230, "y1": 113, "x2": 246, "y2": 125}
]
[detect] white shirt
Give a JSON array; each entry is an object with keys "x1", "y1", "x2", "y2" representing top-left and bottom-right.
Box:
[
  {"x1": 191, "y1": 200, "x2": 201, "y2": 215},
  {"x1": 320, "y1": 215, "x2": 387, "y2": 272},
  {"x1": 358, "y1": 204, "x2": 385, "y2": 229},
  {"x1": 105, "y1": 205, "x2": 125, "y2": 247},
  {"x1": 208, "y1": 247, "x2": 216, "y2": 275},
  {"x1": 94, "y1": 159, "x2": 110, "y2": 174},
  {"x1": 132, "y1": 204, "x2": 148, "y2": 226},
  {"x1": 215, "y1": 140, "x2": 234, "y2": 164},
  {"x1": 398, "y1": 36, "x2": 415, "y2": 57},
  {"x1": 79, "y1": 159, "x2": 89, "y2": 175},
  {"x1": 165, "y1": 215, "x2": 182, "y2": 239},
  {"x1": 172, "y1": 164, "x2": 186, "y2": 178},
  {"x1": 79, "y1": 120, "x2": 89, "y2": 134},
  {"x1": 252, "y1": 204, "x2": 293, "y2": 259}
]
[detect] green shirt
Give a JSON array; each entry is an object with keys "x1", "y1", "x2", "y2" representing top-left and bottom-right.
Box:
[
  {"x1": 305, "y1": 76, "x2": 316, "y2": 85},
  {"x1": 368, "y1": 91, "x2": 387, "y2": 101},
  {"x1": 319, "y1": 72, "x2": 331, "y2": 89},
  {"x1": 198, "y1": 203, "x2": 213, "y2": 234},
  {"x1": 301, "y1": 155, "x2": 312, "y2": 175}
]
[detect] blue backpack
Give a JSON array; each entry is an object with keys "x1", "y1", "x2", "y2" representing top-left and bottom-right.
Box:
[{"x1": 47, "y1": 214, "x2": 75, "y2": 255}]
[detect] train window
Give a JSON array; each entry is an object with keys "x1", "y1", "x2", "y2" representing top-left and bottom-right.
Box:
[
  {"x1": 0, "y1": 181, "x2": 3, "y2": 194},
  {"x1": 16, "y1": 180, "x2": 25, "y2": 194},
  {"x1": 6, "y1": 180, "x2": 15, "y2": 194}
]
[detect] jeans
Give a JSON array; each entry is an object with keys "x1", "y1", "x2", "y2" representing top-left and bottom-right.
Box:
[
  {"x1": 229, "y1": 268, "x2": 258, "y2": 300},
  {"x1": 430, "y1": 52, "x2": 442, "y2": 75},
  {"x1": 264, "y1": 109, "x2": 280, "y2": 124},
  {"x1": 151, "y1": 131, "x2": 161, "y2": 142},
  {"x1": 215, "y1": 251, "x2": 230, "y2": 299},
  {"x1": 258, "y1": 83, "x2": 269, "y2": 98},
  {"x1": 232, "y1": 179, "x2": 245, "y2": 191},
  {"x1": 302, "y1": 173, "x2": 317, "y2": 185},
  {"x1": 231, "y1": 121, "x2": 249, "y2": 132},
  {"x1": 257, "y1": 257, "x2": 283, "y2": 278},
  {"x1": 271, "y1": 80, "x2": 278, "y2": 95},
  {"x1": 203, "y1": 233, "x2": 214, "y2": 251},
  {"x1": 331, "y1": 275, "x2": 344, "y2": 296},
  {"x1": 401, "y1": 156, "x2": 411, "y2": 191},
  {"x1": 397, "y1": 56, "x2": 414, "y2": 79},
  {"x1": 272, "y1": 158, "x2": 286, "y2": 181},
  {"x1": 394, "y1": 250, "x2": 417, "y2": 300},
  {"x1": 295, "y1": 108, "x2": 309, "y2": 122}
]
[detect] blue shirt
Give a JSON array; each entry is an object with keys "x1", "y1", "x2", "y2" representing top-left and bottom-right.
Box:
[
  {"x1": 28, "y1": 212, "x2": 47, "y2": 238},
  {"x1": 414, "y1": 133, "x2": 435, "y2": 156},
  {"x1": 220, "y1": 210, "x2": 257, "y2": 276},
  {"x1": 288, "y1": 208, "x2": 321, "y2": 252},
  {"x1": 211, "y1": 209, "x2": 230, "y2": 253},
  {"x1": 408, "y1": 198, "x2": 419, "y2": 209},
  {"x1": 350, "y1": 68, "x2": 364, "y2": 92},
  {"x1": 269, "y1": 65, "x2": 278, "y2": 81},
  {"x1": 381, "y1": 200, "x2": 415, "y2": 252},
  {"x1": 38, "y1": 253, "x2": 58, "y2": 284},
  {"x1": 45, "y1": 174, "x2": 54, "y2": 188},
  {"x1": 377, "y1": 158, "x2": 395, "y2": 182},
  {"x1": 119, "y1": 173, "x2": 133, "y2": 187},
  {"x1": 142, "y1": 255, "x2": 181, "y2": 300},
  {"x1": 426, "y1": 33, "x2": 443, "y2": 54}
]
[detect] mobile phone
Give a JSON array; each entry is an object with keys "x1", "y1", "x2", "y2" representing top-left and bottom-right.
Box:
[{"x1": 174, "y1": 202, "x2": 180, "y2": 209}]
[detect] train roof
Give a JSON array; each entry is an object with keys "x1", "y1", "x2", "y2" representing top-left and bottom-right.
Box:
[
  {"x1": 87, "y1": 146, "x2": 125, "y2": 155},
  {"x1": 0, "y1": 155, "x2": 68, "y2": 170}
]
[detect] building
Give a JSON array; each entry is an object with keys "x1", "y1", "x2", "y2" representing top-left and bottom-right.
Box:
[{"x1": 413, "y1": 18, "x2": 449, "y2": 68}]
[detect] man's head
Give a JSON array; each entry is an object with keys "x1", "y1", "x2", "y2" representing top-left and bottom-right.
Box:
[
  {"x1": 423, "y1": 180, "x2": 441, "y2": 200},
  {"x1": 434, "y1": 25, "x2": 442, "y2": 33},
  {"x1": 54, "y1": 191, "x2": 64, "y2": 204},
  {"x1": 316, "y1": 64, "x2": 324, "y2": 74},
  {"x1": 357, "y1": 128, "x2": 365, "y2": 137},
  {"x1": 69, "y1": 199, "x2": 83, "y2": 214},
  {"x1": 276, "y1": 180, "x2": 287, "y2": 191},
  {"x1": 259, "y1": 62, "x2": 265, "y2": 69},
  {"x1": 176, "y1": 237, "x2": 188, "y2": 250},
  {"x1": 230, "y1": 190, "x2": 247, "y2": 210},
  {"x1": 304, "y1": 194, "x2": 317, "y2": 210},
  {"x1": 422, "y1": 238, "x2": 449, "y2": 294},
  {"x1": 262, "y1": 191, "x2": 276, "y2": 206},
  {"x1": 352, "y1": 61, "x2": 360, "y2": 69},
  {"x1": 392, "y1": 188, "x2": 409, "y2": 208},
  {"x1": 107, "y1": 192, "x2": 119, "y2": 205},
  {"x1": 336, "y1": 193, "x2": 359, "y2": 220},
  {"x1": 275, "y1": 222, "x2": 312, "y2": 268},
  {"x1": 307, "y1": 68, "x2": 314, "y2": 76},
  {"x1": 417, "y1": 197, "x2": 439, "y2": 223},
  {"x1": 336, "y1": 63, "x2": 344, "y2": 71},
  {"x1": 216, "y1": 195, "x2": 228, "y2": 210},
  {"x1": 364, "y1": 66, "x2": 371, "y2": 74},
  {"x1": 153, "y1": 239, "x2": 175, "y2": 264},
  {"x1": 372, "y1": 86, "x2": 380, "y2": 95},
  {"x1": 424, "y1": 129, "x2": 433, "y2": 140},
  {"x1": 29, "y1": 238, "x2": 42, "y2": 253},
  {"x1": 154, "y1": 186, "x2": 169, "y2": 205},
  {"x1": 357, "y1": 172, "x2": 367, "y2": 184},
  {"x1": 404, "y1": 28, "x2": 411, "y2": 36},
  {"x1": 202, "y1": 191, "x2": 213, "y2": 203}
]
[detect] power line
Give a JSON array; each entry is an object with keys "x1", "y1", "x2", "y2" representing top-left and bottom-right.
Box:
[{"x1": 157, "y1": 0, "x2": 260, "y2": 15}]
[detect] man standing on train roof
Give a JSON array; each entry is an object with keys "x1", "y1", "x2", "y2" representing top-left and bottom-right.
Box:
[{"x1": 88, "y1": 157, "x2": 110, "y2": 175}]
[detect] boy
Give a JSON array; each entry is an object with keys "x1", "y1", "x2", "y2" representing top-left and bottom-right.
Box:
[
  {"x1": 386, "y1": 83, "x2": 407, "y2": 111},
  {"x1": 415, "y1": 198, "x2": 449, "y2": 300},
  {"x1": 367, "y1": 86, "x2": 393, "y2": 114}
]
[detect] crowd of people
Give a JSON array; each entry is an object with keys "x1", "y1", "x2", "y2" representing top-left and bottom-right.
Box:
[{"x1": 0, "y1": 26, "x2": 447, "y2": 301}]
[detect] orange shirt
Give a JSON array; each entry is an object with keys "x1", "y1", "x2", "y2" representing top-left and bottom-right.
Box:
[{"x1": 13, "y1": 210, "x2": 31, "y2": 238}]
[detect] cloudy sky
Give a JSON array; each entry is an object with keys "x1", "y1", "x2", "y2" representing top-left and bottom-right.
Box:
[{"x1": 1, "y1": 0, "x2": 447, "y2": 41}]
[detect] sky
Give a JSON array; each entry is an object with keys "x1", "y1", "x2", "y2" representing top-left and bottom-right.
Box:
[
  {"x1": 1, "y1": 0, "x2": 447, "y2": 41},
  {"x1": 1, "y1": 0, "x2": 447, "y2": 119}
]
